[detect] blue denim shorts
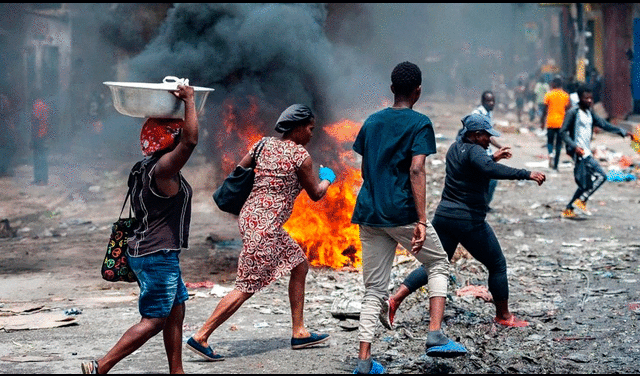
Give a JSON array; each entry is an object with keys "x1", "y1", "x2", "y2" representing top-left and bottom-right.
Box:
[{"x1": 128, "y1": 250, "x2": 189, "y2": 318}]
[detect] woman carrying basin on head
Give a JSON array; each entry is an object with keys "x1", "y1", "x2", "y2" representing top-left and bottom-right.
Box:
[
  {"x1": 186, "y1": 104, "x2": 337, "y2": 361},
  {"x1": 82, "y1": 84, "x2": 198, "y2": 374}
]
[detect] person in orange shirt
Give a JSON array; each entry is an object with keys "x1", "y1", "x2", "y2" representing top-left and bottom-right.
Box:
[
  {"x1": 30, "y1": 93, "x2": 50, "y2": 185},
  {"x1": 540, "y1": 76, "x2": 571, "y2": 170}
]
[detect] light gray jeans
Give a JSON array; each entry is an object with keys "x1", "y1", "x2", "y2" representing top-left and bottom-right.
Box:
[{"x1": 357, "y1": 222, "x2": 450, "y2": 343}]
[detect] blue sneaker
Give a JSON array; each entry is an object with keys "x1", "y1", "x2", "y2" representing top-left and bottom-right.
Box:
[
  {"x1": 185, "y1": 337, "x2": 225, "y2": 361},
  {"x1": 291, "y1": 332, "x2": 330, "y2": 349},
  {"x1": 426, "y1": 339, "x2": 467, "y2": 358},
  {"x1": 353, "y1": 359, "x2": 385, "y2": 374}
]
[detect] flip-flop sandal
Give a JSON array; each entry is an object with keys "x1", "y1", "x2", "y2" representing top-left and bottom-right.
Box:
[
  {"x1": 426, "y1": 339, "x2": 468, "y2": 358},
  {"x1": 81, "y1": 360, "x2": 99, "y2": 374},
  {"x1": 186, "y1": 337, "x2": 225, "y2": 361},
  {"x1": 494, "y1": 316, "x2": 529, "y2": 327},
  {"x1": 291, "y1": 332, "x2": 330, "y2": 349}
]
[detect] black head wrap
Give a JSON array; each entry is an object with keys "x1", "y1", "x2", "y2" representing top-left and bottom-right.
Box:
[{"x1": 274, "y1": 104, "x2": 314, "y2": 133}]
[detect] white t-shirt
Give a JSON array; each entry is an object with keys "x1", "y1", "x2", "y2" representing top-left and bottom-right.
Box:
[
  {"x1": 570, "y1": 92, "x2": 579, "y2": 108},
  {"x1": 575, "y1": 109, "x2": 593, "y2": 157},
  {"x1": 471, "y1": 105, "x2": 493, "y2": 124},
  {"x1": 471, "y1": 105, "x2": 494, "y2": 155}
]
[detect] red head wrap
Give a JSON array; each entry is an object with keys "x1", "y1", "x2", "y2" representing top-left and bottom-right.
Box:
[{"x1": 140, "y1": 118, "x2": 183, "y2": 156}]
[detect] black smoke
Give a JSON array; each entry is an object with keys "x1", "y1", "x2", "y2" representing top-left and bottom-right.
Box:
[
  {"x1": 124, "y1": 4, "x2": 344, "y2": 169},
  {"x1": 95, "y1": 3, "x2": 556, "y2": 173}
]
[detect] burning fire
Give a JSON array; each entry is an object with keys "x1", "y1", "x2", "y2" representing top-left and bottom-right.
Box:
[
  {"x1": 283, "y1": 118, "x2": 363, "y2": 269},
  {"x1": 215, "y1": 103, "x2": 364, "y2": 269},
  {"x1": 217, "y1": 96, "x2": 265, "y2": 173}
]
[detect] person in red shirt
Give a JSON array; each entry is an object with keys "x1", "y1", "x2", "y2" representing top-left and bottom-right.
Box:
[
  {"x1": 540, "y1": 76, "x2": 571, "y2": 170},
  {"x1": 30, "y1": 94, "x2": 50, "y2": 185}
]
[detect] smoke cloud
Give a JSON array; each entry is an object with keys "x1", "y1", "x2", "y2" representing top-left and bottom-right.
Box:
[
  {"x1": 122, "y1": 3, "x2": 350, "y2": 168},
  {"x1": 87, "y1": 4, "x2": 556, "y2": 172}
]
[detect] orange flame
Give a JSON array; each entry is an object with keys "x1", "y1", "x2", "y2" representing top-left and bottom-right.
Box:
[
  {"x1": 284, "y1": 119, "x2": 363, "y2": 269},
  {"x1": 217, "y1": 96, "x2": 265, "y2": 173}
]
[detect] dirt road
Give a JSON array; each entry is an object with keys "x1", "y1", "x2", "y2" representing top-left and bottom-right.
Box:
[{"x1": 1, "y1": 97, "x2": 639, "y2": 374}]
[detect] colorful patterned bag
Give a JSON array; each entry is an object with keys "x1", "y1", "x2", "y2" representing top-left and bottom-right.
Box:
[{"x1": 101, "y1": 177, "x2": 138, "y2": 283}]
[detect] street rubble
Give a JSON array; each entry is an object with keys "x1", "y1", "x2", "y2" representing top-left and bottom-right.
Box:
[
  {"x1": 191, "y1": 125, "x2": 640, "y2": 373},
  {"x1": 0, "y1": 99, "x2": 639, "y2": 373}
]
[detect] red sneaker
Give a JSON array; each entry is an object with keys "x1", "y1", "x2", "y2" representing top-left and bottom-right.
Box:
[{"x1": 380, "y1": 298, "x2": 398, "y2": 330}]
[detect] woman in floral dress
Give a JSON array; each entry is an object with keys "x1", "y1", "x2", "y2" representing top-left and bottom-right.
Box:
[{"x1": 187, "y1": 104, "x2": 337, "y2": 361}]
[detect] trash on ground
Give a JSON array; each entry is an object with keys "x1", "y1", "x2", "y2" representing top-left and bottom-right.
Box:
[
  {"x1": 0, "y1": 355, "x2": 64, "y2": 362},
  {"x1": 606, "y1": 169, "x2": 636, "y2": 182},
  {"x1": 63, "y1": 308, "x2": 82, "y2": 316},
  {"x1": 210, "y1": 284, "x2": 233, "y2": 297},
  {"x1": 455, "y1": 285, "x2": 492, "y2": 302},
  {"x1": 184, "y1": 280, "x2": 216, "y2": 289},
  {"x1": 0, "y1": 312, "x2": 78, "y2": 331},
  {"x1": 0, "y1": 303, "x2": 45, "y2": 315},
  {"x1": 330, "y1": 298, "x2": 361, "y2": 320}
]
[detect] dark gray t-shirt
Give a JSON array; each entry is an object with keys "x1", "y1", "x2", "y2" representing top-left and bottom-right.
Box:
[
  {"x1": 127, "y1": 157, "x2": 192, "y2": 257},
  {"x1": 351, "y1": 107, "x2": 436, "y2": 227}
]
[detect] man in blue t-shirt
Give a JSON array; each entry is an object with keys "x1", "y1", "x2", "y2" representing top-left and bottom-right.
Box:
[{"x1": 351, "y1": 62, "x2": 466, "y2": 374}]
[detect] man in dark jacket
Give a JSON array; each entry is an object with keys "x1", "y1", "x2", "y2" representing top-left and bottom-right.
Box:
[
  {"x1": 382, "y1": 114, "x2": 546, "y2": 330},
  {"x1": 560, "y1": 86, "x2": 635, "y2": 218}
]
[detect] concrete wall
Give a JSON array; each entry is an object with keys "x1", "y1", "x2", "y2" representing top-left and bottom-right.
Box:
[{"x1": 601, "y1": 3, "x2": 633, "y2": 121}]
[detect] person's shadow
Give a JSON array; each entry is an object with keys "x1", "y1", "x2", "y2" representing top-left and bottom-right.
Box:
[{"x1": 187, "y1": 337, "x2": 330, "y2": 360}]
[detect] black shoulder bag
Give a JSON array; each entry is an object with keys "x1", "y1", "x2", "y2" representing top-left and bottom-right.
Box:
[
  {"x1": 213, "y1": 138, "x2": 267, "y2": 215},
  {"x1": 101, "y1": 168, "x2": 139, "y2": 283}
]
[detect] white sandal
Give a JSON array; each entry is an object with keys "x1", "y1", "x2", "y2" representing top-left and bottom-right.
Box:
[{"x1": 81, "y1": 360, "x2": 99, "y2": 374}]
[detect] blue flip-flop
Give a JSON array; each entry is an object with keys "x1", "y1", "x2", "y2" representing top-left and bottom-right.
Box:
[
  {"x1": 352, "y1": 359, "x2": 385, "y2": 374},
  {"x1": 186, "y1": 337, "x2": 225, "y2": 361},
  {"x1": 291, "y1": 332, "x2": 330, "y2": 349},
  {"x1": 426, "y1": 339, "x2": 468, "y2": 358}
]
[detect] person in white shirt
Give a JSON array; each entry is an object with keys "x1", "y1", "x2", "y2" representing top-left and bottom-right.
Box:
[
  {"x1": 569, "y1": 91, "x2": 579, "y2": 108},
  {"x1": 458, "y1": 91, "x2": 505, "y2": 210},
  {"x1": 560, "y1": 86, "x2": 635, "y2": 218}
]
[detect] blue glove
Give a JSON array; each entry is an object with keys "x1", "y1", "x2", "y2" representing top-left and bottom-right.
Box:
[{"x1": 319, "y1": 166, "x2": 336, "y2": 184}]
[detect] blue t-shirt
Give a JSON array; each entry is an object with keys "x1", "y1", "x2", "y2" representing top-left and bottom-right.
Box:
[{"x1": 351, "y1": 107, "x2": 436, "y2": 227}]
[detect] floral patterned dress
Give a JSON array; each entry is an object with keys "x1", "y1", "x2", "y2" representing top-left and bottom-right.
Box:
[{"x1": 236, "y1": 137, "x2": 310, "y2": 293}]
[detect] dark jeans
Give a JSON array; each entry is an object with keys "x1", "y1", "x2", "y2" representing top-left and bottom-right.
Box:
[
  {"x1": 567, "y1": 155, "x2": 607, "y2": 209},
  {"x1": 546, "y1": 128, "x2": 563, "y2": 169},
  {"x1": 0, "y1": 142, "x2": 16, "y2": 176},
  {"x1": 487, "y1": 179, "x2": 498, "y2": 206},
  {"x1": 33, "y1": 144, "x2": 48, "y2": 184},
  {"x1": 402, "y1": 215, "x2": 509, "y2": 302}
]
